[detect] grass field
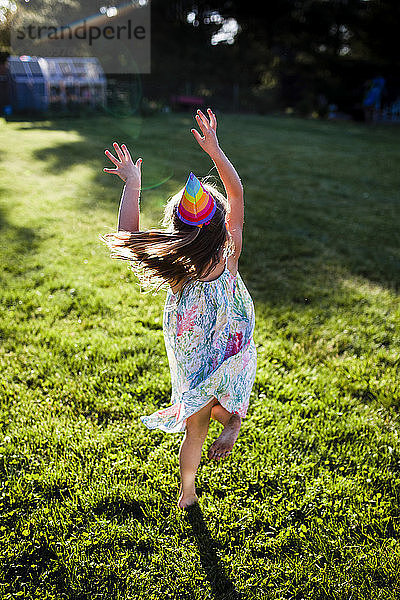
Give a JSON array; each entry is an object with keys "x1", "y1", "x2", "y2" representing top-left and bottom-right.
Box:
[{"x1": 0, "y1": 110, "x2": 399, "y2": 600}]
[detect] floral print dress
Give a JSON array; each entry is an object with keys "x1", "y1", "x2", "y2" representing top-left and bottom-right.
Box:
[{"x1": 140, "y1": 258, "x2": 257, "y2": 433}]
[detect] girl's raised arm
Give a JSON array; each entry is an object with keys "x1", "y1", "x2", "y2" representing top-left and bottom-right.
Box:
[
  {"x1": 104, "y1": 142, "x2": 142, "y2": 232},
  {"x1": 191, "y1": 109, "x2": 244, "y2": 235}
]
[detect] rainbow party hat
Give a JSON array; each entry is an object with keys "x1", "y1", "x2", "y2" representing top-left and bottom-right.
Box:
[{"x1": 176, "y1": 172, "x2": 216, "y2": 227}]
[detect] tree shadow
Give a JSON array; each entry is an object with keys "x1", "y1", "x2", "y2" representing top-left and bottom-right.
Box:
[
  {"x1": 32, "y1": 140, "x2": 99, "y2": 174},
  {"x1": 184, "y1": 502, "x2": 244, "y2": 600},
  {"x1": 0, "y1": 201, "x2": 38, "y2": 259},
  {"x1": 4, "y1": 111, "x2": 106, "y2": 130},
  {"x1": 236, "y1": 115, "x2": 400, "y2": 306}
]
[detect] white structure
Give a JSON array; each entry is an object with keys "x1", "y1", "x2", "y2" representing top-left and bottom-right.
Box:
[{"x1": 7, "y1": 55, "x2": 106, "y2": 112}]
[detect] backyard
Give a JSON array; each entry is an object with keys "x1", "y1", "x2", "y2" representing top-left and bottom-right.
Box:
[{"x1": 0, "y1": 111, "x2": 399, "y2": 599}]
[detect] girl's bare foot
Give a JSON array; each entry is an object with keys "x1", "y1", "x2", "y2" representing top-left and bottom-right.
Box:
[
  {"x1": 178, "y1": 483, "x2": 199, "y2": 509},
  {"x1": 177, "y1": 491, "x2": 199, "y2": 509},
  {"x1": 208, "y1": 413, "x2": 241, "y2": 460}
]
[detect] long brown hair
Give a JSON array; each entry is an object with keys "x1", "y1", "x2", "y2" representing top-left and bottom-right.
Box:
[{"x1": 100, "y1": 176, "x2": 236, "y2": 301}]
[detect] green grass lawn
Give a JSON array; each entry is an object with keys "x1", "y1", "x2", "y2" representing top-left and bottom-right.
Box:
[{"x1": 0, "y1": 110, "x2": 399, "y2": 600}]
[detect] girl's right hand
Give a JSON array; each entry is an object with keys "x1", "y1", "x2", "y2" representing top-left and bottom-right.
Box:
[
  {"x1": 104, "y1": 142, "x2": 142, "y2": 188},
  {"x1": 191, "y1": 108, "x2": 220, "y2": 157}
]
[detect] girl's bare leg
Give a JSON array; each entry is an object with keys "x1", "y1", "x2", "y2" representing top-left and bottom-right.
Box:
[
  {"x1": 178, "y1": 397, "x2": 218, "y2": 509},
  {"x1": 210, "y1": 402, "x2": 232, "y2": 426},
  {"x1": 208, "y1": 402, "x2": 242, "y2": 461}
]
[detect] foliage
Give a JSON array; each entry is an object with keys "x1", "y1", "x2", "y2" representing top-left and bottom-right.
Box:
[{"x1": 143, "y1": 0, "x2": 400, "y2": 114}]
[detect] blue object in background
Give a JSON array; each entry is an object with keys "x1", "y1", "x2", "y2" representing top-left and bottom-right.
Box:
[
  {"x1": 7, "y1": 57, "x2": 48, "y2": 112},
  {"x1": 363, "y1": 76, "x2": 386, "y2": 110}
]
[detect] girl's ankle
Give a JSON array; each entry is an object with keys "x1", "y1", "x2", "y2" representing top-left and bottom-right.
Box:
[{"x1": 180, "y1": 485, "x2": 196, "y2": 497}]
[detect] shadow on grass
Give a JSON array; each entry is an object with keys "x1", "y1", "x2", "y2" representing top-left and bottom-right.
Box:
[
  {"x1": 32, "y1": 140, "x2": 99, "y2": 174},
  {"x1": 185, "y1": 502, "x2": 244, "y2": 600},
  {"x1": 0, "y1": 202, "x2": 38, "y2": 261},
  {"x1": 3, "y1": 110, "x2": 106, "y2": 129},
  {"x1": 91, "y1": 496, "x2": 145, "y2": 522},
  {"x1": 2, "y1": 492, "x2": 150, "y2": 599}
]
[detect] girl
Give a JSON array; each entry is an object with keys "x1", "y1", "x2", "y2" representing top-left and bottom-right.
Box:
[{"x1": 101, "y1": 108, "x2": 257, "y2": 509}]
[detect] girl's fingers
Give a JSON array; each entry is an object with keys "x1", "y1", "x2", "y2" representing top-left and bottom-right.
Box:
[
  {"x1": 113, "y1": 142, "x2": 125, "y2": 161},
  {"x1": 103, "y1": 167, "x2": 119, "y2": 174},
  {"x1": 195, "y1": 114, "x2": 208, "y2": 136},
  {"x1": 121, "y1": 143, "x2": 131, "y2": 161},
  {"x1": 135, "y1": 157, "x2": 143, "y2": 168},
  {"x1": 191, "y1": 128, "x2": 204, "y2": 144},
  {"x1": 104, "y1": 149, "x2": 120, "y2": 166},
  {"x1": 207, "y1": 108, "x2": 217, "y2": 129},
  {"x1": 196, "y1": 110, "x2": 210, "y2": 129},
  {"x1": 197, "y1": 108, "x2": 209, "y2": 125}
]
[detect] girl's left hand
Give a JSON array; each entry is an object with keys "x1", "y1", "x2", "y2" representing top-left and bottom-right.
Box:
[
  {"x1": 191, "y1": 108, "x2": 220, "y2": 157},
  {"x1": 104, "y1": 142, "x2": 142, "y2": 187}
]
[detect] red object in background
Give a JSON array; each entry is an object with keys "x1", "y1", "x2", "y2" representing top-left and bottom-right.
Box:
[{"x1": 170, "y1": 94, "x2": 205, "y2": 111}]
